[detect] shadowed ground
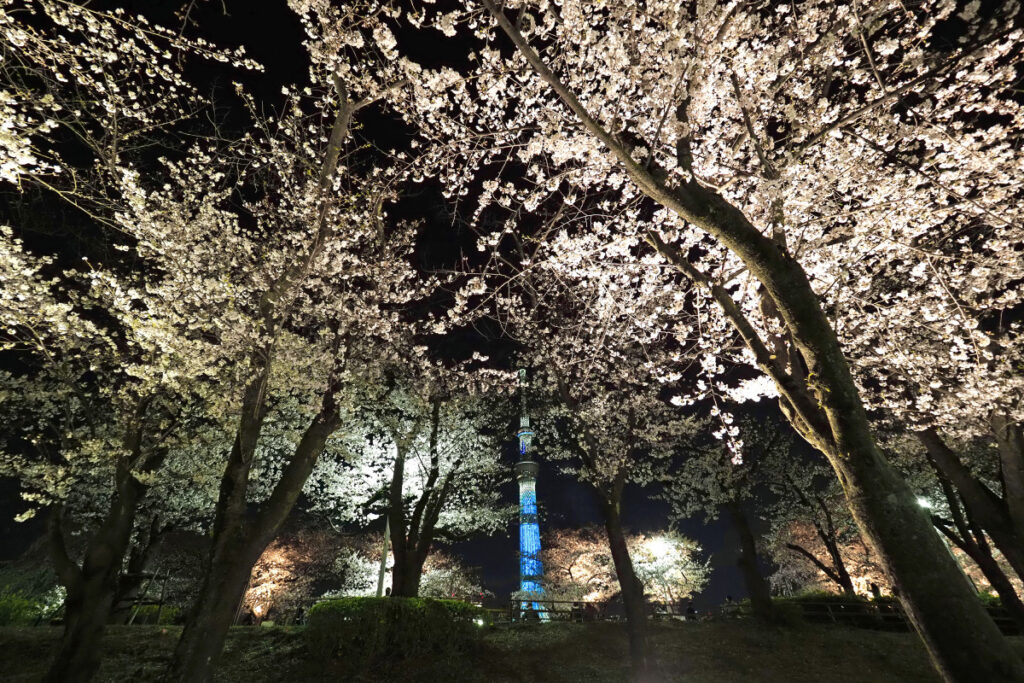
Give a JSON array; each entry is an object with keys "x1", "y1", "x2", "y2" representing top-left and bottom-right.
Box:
[{"x1": 2, "y1": 620, "x2": 1015, "y2": 681}]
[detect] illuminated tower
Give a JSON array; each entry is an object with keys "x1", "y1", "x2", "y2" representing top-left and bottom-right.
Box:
[{"x1": 515, "y1": 369, "x2": 546, "y2": 617}]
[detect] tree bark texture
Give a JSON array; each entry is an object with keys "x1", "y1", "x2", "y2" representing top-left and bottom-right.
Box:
[
  {"x1": 598, "y1": 487, "x2": 649, "y2": 677},
  {"x1": 167, "y1": 392, "x2": 340, "y2": 682},
  {"x1": 44, "y1": 408, "x2": 158, "y2": 683},
  {"x1": 917, "y1": 429, "x2": 1024, "y2": 583},
  {"x1": 726, "y1": 502, "x2": 775, "y2": 622}
]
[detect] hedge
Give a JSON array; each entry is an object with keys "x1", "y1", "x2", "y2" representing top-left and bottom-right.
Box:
[
  {"x1": 304, "y1": 596, "x2": 484, "y2": 669},
  {"x1": 0, "y1": 591, "x2": 41, "y2": 626}
]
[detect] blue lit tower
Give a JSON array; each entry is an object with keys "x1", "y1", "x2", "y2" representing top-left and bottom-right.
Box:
[{"x1": 515, "y1": 369, "x2": 546, "y2": 617}]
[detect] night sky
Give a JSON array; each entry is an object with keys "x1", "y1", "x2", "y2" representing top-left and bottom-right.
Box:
[{"x1": 0, "y1": 0, "x2": 757, "y2": 610}]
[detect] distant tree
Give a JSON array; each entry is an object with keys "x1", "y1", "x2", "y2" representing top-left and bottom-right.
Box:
[
  {"x1": 324, "y1": 539, "x2": 488, "y2": 602},
  {"x1": 765, "y1": 520, "x2": 887, "y2": 598},
  {"x1": 665, "y1": 416, "x2": 782, "y2": 620},
  {"x1": 761, "y1": 450, "x2": 861, "y2": 598},
  {"x1": 542, "y1": 525, "x2": 708, "y2": 607},
  {"x1": 534, "y1": 355, "x2": 700, "y2": 671},
  {"x1": 305, "y1": 367, "x2": 512, "y2": 598}
]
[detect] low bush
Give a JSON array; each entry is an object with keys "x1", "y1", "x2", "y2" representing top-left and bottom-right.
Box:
[
  {"x1": 784, "y1": 590, "x2": 867, "y2": 604},
  {"x1": 129, "y1": 605, "x2": 180, "y2": 625},
  {"x1": 304, "y1": 596, "x2": 484, "y2": 672},
  {"x1": 978, "y1": 591, "x2": 1003, "y2": 609},
  {"x1": 0, "y1": 590, "x2": 40, "y2": 626}
]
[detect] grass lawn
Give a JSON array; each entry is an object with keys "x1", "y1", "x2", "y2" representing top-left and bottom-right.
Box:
[{"x1": 0, "y1": 620, "x2": 1007, "y2": 681}]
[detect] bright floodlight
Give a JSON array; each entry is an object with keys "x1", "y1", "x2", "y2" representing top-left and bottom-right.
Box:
[{"x1": 648, "y1": 535, "x2": 672, "y2": 557}]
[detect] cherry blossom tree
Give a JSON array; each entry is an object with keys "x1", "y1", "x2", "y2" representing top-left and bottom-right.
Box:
[
  {"x1": 765, "y1": 519, "x2": 889, "y2": 598},
  {"x1": 665, "y1": 417, "x2": 784, "y2": 621},
  {"x1": 305, "y1": 366, "x2": 512, "y2": 598},
  {"x1": 543, "y1": 525, "x2": 709, "y2": 607},
  {"x1": 150, "y1": 3, "x2": 475, "y2": 675},
  {"x1": 520, "y1": 291, "x2": 701, "y2": 671},
  {"x1": 325, "y1": 540, "x2": 489, "y2": 602},
  {"x1": 404, "y1": 1, "x2": 1024, "y2": 677},
  {"x1": 762, "y1": 474, "x2": 863, "y2": 598},
  {"x1": 0, "y1": 3, "x2": 256, "y2": 678}
]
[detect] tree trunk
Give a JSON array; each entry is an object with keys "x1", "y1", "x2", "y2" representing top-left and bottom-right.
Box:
[
  {"x1": 168, "y1": 408, "x2": 340, "y2": 682},
  {"x1": 44, "y1": 572, "x2": 119, "y2": 683},
  {"x1": 110, "y1": 516, "x2": 162, "y2": 623},
  {"x1": 45, "y1": 418, "x2": 155, "y2": 683},
  {"x1": 390, "y1": 552, "x2": 424, "y2": 598},
  {"x1": 961, "y1": 538, "x2": 1024, "y2": 633},
  {"x1": 726, "y1": 502, "x2": 775, "y2": 621},
  {"x1": 45, "y1": 502, "x2": 138, "y2": 682},
  {"x1": 822, "y1": 537, "x2": 857, "y2": 596},
  {"x1": 597, "y1": 489, "x2": 648, "y2": 677},
  {"x1": 993, "y1": 416, "x2": 1024, "y2": 544},
  {"x1": 930, "y1": 475, "x2": 1024, "y2": 635},
  {"x1": 918, "y1": 429, "x2": 1024, "y2": 582},
  {"x1": 834, "y1": 444, "x2": 1024, "y2": 681},
  {"x1": 481, "y1": 6, "x2": 1024, "y2": 677},
  {"x1": 386, "y1": 398, "x2": 448, "y2": 599},
  {"x1": 168, "y1": 531, "x2": 262, "y2": 682}
]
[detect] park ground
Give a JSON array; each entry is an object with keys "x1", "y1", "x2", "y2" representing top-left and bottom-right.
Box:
[{"x1": 3, "y1": 620, "x2": 1014, "y2": 682}]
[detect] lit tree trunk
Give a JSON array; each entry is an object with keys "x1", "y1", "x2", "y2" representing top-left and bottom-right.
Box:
[
  {"x1": 482, "y1": 6, "x2": 1024, "y2": 677},
  {"x1": 597, "y1": 476, "x2": 648, "y2": 677},
  {"x1": 917, "y1": 429, "x2": 1024, "y2": 582},
  {"x1": 726, "y1": 502, "x2": 775, "y2": 621},
  {"x1": 387, "y1": 398, "x2": 457, "y2": 598},
  {"x1": 44, "y1": 405, "x2": 159, "y2": 683},
  {"x1": 168, "y1": 377, "x2": 342, "y2": 683},
  {"x1": 110, "y1": 515, "x2": 162, "y2": 624},
  {"x1": 821, "y1": 538, "x2": 856, "y2": 596}
]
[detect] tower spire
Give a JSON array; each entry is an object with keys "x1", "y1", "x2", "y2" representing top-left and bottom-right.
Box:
[{"x1": 514, "y1": 368, "x2": 546, "y2": 618}]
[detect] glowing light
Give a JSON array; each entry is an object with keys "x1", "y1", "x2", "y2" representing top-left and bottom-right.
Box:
[
  {"x1": 647, "y1": 535, "x2": 672, "y2": 557},
  {"x1": 917, "y1": 497, "x2": 932, "y2": 509}
]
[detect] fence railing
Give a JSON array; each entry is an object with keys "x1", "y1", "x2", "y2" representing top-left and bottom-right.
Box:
[
  {"x1": 504, "y1": 599, "x2": 688, "y2": 624},
  {"x1": 730, "y1": 600, "x2": 1019, "y2": 635}
]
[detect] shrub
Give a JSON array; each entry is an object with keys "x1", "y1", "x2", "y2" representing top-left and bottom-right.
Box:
[
  {"x1": 129, "y1": 605, "x2": 180, "y2": 625},
  {"x1": 0, "y1": 590, "x2": 39, "y2": 626},
  {"x1": 786, "y1": 590, "x2": 867, "y2": 604},
  {"x1": 304, "y1": 597, "x2": 483, "y2": 671},
  {"x1": 978, "y1": 593, "x2": 1003, "y2": 610}
]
